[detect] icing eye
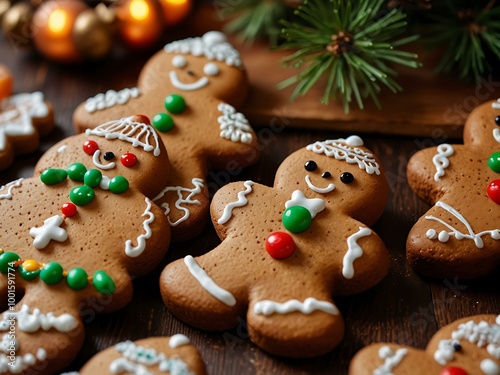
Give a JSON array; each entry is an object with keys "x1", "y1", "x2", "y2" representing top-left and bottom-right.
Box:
[
  {"x1": 172, "y1": 55, "x2": 187, "y2": 68},
  {"x1": 304, "y1": 160, "x2": 317, "y2": 172},
  {"x1": 83, "y1": 140, "x2": 98, "y2": 155},
  {"x1": 121, "y1": 152, "x2": 138, "y2": 167},
  {"x1": 203, "y1": 62, "x2": 219, "y2": 76},
  {"x1": 495, "y1": 116, "x2": 500, "y2": 126},
  {"x1": 340, "y1": 172, "x2": 354, "y2": 184},
  {"x1": 103, "y1": 151, "x2": 115, "y2": 161},
  {"x1": 322, "y1": 171, "x2": 331, "y2": 178}
]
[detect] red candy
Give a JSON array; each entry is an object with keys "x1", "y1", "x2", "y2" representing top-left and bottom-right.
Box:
[
  {"x1": 134, "y1": 114, "x2": 151, "y2": 124},
  {"x1": 487, "y1": 179, "x2": 500, "y2": 204},
  {"x1": 61, "y1": 202, "x2": 77, "y2": 217},
  {"x1": 83, "y1": 140, "x2": 98, "y2": 155},
  {"x1": 266, "y1": 232, "x2": 295, "y2": 259},
  {"x1": 440, "y1": 367, "x2": 469, "y2": 375},
  {"x1": 121, "y1": 152, "x2": 138, "y2": 167}
]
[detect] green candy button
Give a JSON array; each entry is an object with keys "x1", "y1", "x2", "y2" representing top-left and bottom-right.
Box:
[
  {"x1": 84, "y1": 169, "x2": 102, "y2": 188},
  {"x1": 70, "y1": 185, "x2": 95, "y2": 206},
  {"x1": 489, "y1": 152, "x2": 500, "y2": 173},
  {"x1": 40, "y1": 169, "x2": 67, "y2": 185},
  {"x1": 67, "y1": 268, "x2": 89, "y2": 290},
  {"x1": 282, "y1": 206, "x2": 312, "y2": 233},
  {"x1": 0, "y1": 252, "x2": 20, "y2": 274},
  {"x1": 40, "y1": 262, "x2": 63, "y2": 284},
  {"x1": 19, "y1": 267, "x2": 40, "y2": 281},
  {"x1": 164, "y1": 94, "x2": 186, "y2": 114},
  {"x1": 67, "y1": 163, "x2": 87, "y2": 181},
  {"x1": 152, "y1": 113, "x2": 174, "y2": 132},
  {"x1": 93, "y1": 270, "x2": 116, "y2": 295},
  {"x1": 109, "y1": 176, "x2": 129, "y2": 194}
]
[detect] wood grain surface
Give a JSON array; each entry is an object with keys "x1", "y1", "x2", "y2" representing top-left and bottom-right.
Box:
[{"x1": 0, "y1": 19, "x2": 499, "y2": 375}]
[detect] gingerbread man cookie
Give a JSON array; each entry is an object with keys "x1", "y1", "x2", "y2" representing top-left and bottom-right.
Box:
[
  {"x1": 0, "y1": 66, "x2": 55, "y2": 170},
  {"x1": 75, "y1": 335, "x2": 206, "y2": 375},
  {"x1": 349, "y1": 314, "x2": 500, "y2": 375},
  {"x1": 406, "y1": 100, "x2": 500, "y2": 278},
  {"x1": 0, "y1": 116, "x2": 170, "y2": 374},
  {"x1": 73, "y1": 31, "x2": 260, "y2": 241},
  {"x1": 161, "y1": 136, "x2": 389, "y2": 357}
]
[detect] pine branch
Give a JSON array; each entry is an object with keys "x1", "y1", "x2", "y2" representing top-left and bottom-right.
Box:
[{"x1": 279, "y1": 0, "x2": 421, "y2": 113}]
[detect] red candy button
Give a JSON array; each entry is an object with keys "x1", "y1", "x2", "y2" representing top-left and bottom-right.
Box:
[
  {"x1": 266, "y1": 232, "x2": 295, "y2": 259},
  {"x1": 487, "y1": 179, "x2": 500, "y2": 204},
  {"x1": 61, "y1": 202, "x2": 77, "y2": 217},
  {"x1": 83, "y1": 140, "x2": 98, "y2": 155},
  {"x1": 121, "y1": 152, "x2": 138, "y2": 167},
  {"x1": 440, "y1": 367, "x2": 469, "y2": 375}
]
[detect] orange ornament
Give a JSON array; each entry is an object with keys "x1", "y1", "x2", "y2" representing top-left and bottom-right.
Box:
[
  {"x1": 32, "y1": 0, "x2": 88, "y2": 62},
  {"x1": 0, "y1": 65, "x2": 13, "y2": 101},
  {"x1": 159, "y1": 0, "x2": 192, "y2": 26},
  {"x1": 116, "y1": 0, "x2": 164, "y2": 49}
]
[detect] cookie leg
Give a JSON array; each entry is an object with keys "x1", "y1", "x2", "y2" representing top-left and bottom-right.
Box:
[{"x1": 246, "y1": 293, "x2": 345, "y2": 358}]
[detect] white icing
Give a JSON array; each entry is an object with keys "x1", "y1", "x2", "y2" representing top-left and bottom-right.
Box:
[
  {"x1": 92, "y1": 149, "x2": 116, "y2": 170},
  {"x1": 434, "y1": 315, "x2": 500, "y2": 367},
  {"x1": 492, "y1": 99, "x2": 500, "y2": 110},
  {"x1": 425, "y1": 201, "x2": 500, "y2": 248},
  {"x1": 0, "y1": 348, "x2": 46, "y2": 373},
  {"x1": 0, "y1": 178, "x2": 23, "y2": 199},
  {"x1": 169, "y1": 334, "x2": 190, "y2": 349},
  {"x1": 374, "y1": 346, "x2": 408, "y2": 375},
  {"x1": 203, "y1": 62, "x2": 219, "y2": 76},
  {"x1": 494, "y1": 128, "x2": 500, "y2": 144},
  {"x1": 0, "y1": 334, "x2": 18, "y2": 353},
  {"x1": 0, "y1": 304, "x2": 78, "y2": 333},
  {"x1": 29, "y1": 215, "x2": 68, "y2": 250},
  {"x1": 172, "y1": 55, "x2": 187, "y2": 68},
  {"x1": 57, "y1": 144, "x2": 67, "y2": 154},
  {"x1": 218, "y1": 180, "x2": 254, "y2": 225},
  {"x1": 124, "y1": 198, "x2": 155, "y2": 258},
  {"x1": 217, "y1": 103, "x2": 253, "y2": 144},
  {"x1": 111, "y1": 340, "x2": 193, "y2": 375},
  {"x1": 84, "y1": 87, "x2": 140, "y2": 113},
  {"x1": 432, "y1": 144, "x2": 454, "y2": 182},
  {"x1": 169, "y1": 71, "x2": 209, "y2": 91},
  {"x1": 336, "y1": 135, "x2": 364, "y2": 147},
  {"x1": 342, "y1": 227, "x2": 372, "y2": 279},
  {"x1": 184, "y1": 255, "x2": 236, "y2": 306},
  {"x1": 153, "y1": 178, "x2": 204, "y2": 227},
  {"x1": 306, "y1": 139, "x2": 381, "y2": 175},
  {"x1": 100, "y1": 175, "x2": 111, "y2": 190},
  {"x1": 482, "y1": 359, "x2": 500, "y2": 375},
  {"x1": 305, "y1": 175, "x2": 335, "y2": 194},
  {"x1": 164, "y1": 31, "x2": 242, "y2": 68},
  {"x1": 253, "y1": 298, "x2": 339, "y2": 316},
  {"x1": 285, "y1": 190, "x2": 325, "y2": 219},
  {"x1": 86, "y1": 116, "x2": 161, "y2": 157}
]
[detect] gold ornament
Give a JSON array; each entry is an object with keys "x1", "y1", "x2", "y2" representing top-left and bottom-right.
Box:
[
  {"x1": 2, "y1": 2, "x2": 33, "y2": 49},
  {"x1": 73, "y1": 9, "x2": 113, "y2": 59},
  {"x1": 0, "y1": 0, "x2": 11, "y2": 24}
]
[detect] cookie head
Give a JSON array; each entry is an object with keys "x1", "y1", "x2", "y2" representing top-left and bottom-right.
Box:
[
  {"x1": 463, "y1": 100, "x2": 500, "y2": 149},
  {"x1": 275, "y1": 136, "x2": 388, "y2": 224},
  {"x1": 139, "y1": 31, "x2": 247, "y2": 105}
]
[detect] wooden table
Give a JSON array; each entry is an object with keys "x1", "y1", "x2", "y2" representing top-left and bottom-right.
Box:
[{"x1": 1, "y1": 33, "x2": 499, "y2": 375}]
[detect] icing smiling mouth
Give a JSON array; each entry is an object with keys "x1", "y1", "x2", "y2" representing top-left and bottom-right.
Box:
[
  {"x1": 305, "y1": 175, "x2": 335, "y2": 194},
  {"x1": 169, "y1": 71, "x2": 209, "y2": 91}
]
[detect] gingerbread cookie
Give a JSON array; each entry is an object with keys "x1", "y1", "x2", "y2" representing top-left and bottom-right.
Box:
[
  {"x1": 77, "y1": 335, "x2": 206, "y2": 375},
  {"x1": 349, "y1": 314, "x2": 500, "y2": 374},
  {"x1": 73, "y1": 31, "x2": 260, "y2": 241},
  {"x1": 406, "y1": 100, "x2": 500, "y2": 278},
  {"x1": 0, "y1": 66, "x2": 55, "y2": 170},
  {"x1": 161, "y1": 136, "x2": 389, "y2": 357},
  {"x1": 0, "y1": 115, "x2": 170, "y2": 374}
]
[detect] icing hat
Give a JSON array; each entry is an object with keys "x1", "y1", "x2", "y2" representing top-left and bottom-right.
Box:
[
  {"x1": 85, "y1": 116, "x2": 162, "y2": 156},
  {"x1": 306, "y1": 136, "x2": 381, "y2": 175},
  {"x1": 164, "y1": 31, "x2": 242, "y2": 68}
]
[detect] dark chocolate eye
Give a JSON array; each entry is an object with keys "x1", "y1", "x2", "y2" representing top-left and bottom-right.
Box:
[
  {"x1": 304, "y1": 160, "x2": 317, "y2": 171},
  {"x1": 495, "y1": 116, "x2": 500, "y2": 126},
  {"x1": 322, "y1": 171, "x2": 331, "y2": 178},
  {"x1": 452, "y1": 342, "x2": 462, "y2": 352},
  {"x1": 340, "y1": 172, "x2": 354, "y2": 184},
  {"x1": 103, "y1": 151, "x2": 115, "y2": 161}
]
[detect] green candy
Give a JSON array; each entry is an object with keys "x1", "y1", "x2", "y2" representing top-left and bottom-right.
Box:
[
  {"x1": 152, "y1": 113, "x2": 174, "y2": 132},
  {"x1": 40, "y1": 169, "x2": 67, "y2": 185},
  {"x1": 164, "y1": 94, "x2": 186, "y2": 114},
  {"x1": 40, "y1": 262, "x2": 63, "y2": 284},
  {"x1": 109, "y1": 176, "x2": 129, "y2": 194},
  {"x1": 66, "y1": 268, "x2": 89, "y2": 290},
  {"x1": 93, "y1": 270, "x2": 116, "y2": 294},
  {"x1": 84, "y1": 169, "x2": 102, "y2": 188},
  {"x1": 489, "y1": 152, "x2": 500, "y2": 173},
  {"x1": 70, "y1": 185, "x2": 95, "y2": 206},
  {"x1": 19, "y1": 267, "x2": 40, "y2": 281},
  {"x1": 282, "y1": 206, "x2": 312, "y2": 233},
  {"x1": 67, "y1": 163, "x2": 87, "y2": 181},
  {"x1": 0, "y1": 252, "x2": 20, "y2": 274}
]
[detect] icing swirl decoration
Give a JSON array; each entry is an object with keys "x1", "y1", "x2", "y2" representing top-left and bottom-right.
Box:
[
  {"x1": 253, "y1": 298, "x2": 339, "y2": 316},
  {"x1": 0, "y1": 178, "x2": 23, "y2": 200},
  {"x1": 432, "y1": 144, "x2": 454, "y2": 182},
  {"x1": 124, "y1": 198, "x2": 155, "y2": 258},
  {"x1": 342, "y1": 227, "x2": 372, "y2": 279},
  {"x1": 217, "y1": 103, "x2": 253, "y2": 144},
  {"x1": 218, "y1": 180, "x2": 254, "y2": 225},
  {"x1": 374, "y1": 346, "x2": 408, "y2": 375},
  {"x1": 0, "y1": 304, "x2": 78, "y2": 333}
]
